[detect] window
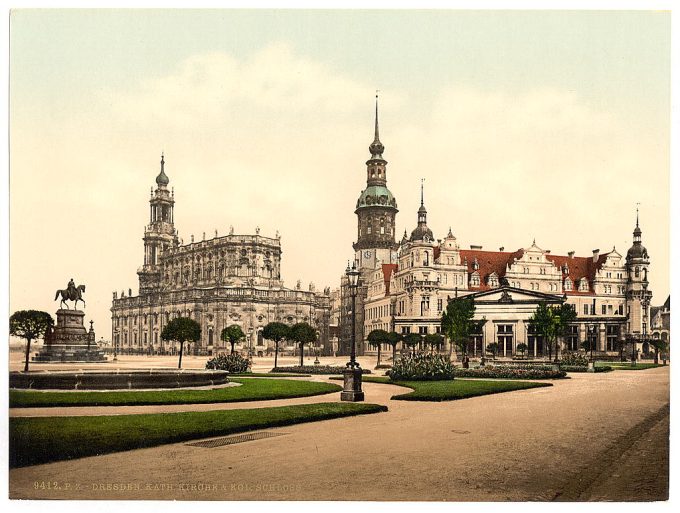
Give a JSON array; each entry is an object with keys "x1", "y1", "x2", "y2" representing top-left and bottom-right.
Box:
[
  {"x1": 584, "y1": 304, "x2": 589, "y2": 315},
  {"x1": 437, "y1": 299, "x2": 443, "y2": 312},
  {"x1": 566, "y1": 325, "x2": 578, "y2": 351},
  {"x1": 419, "y1": 326, "x2": 428, "y2": 335},
  {"x1": 470, "y1": 273, "x2": 480, "y2": 287},
  {"x1": 606, "y1": 325, "x2": 619, "y2": 351},
  {"x1": 497, "y1": 324, "x2": 514, "y2": 356},
  {"x1": 367, "y1": 226, "x2": 372, "y2": 235},
  {"x1": 601, "y1": 304, "x2": 607, "y2": 315}
]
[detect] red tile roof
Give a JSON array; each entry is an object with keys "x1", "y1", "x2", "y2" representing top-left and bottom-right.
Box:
[
  {"x1": 459, "y1": 249, "x2": 524, "y2": 291},
  {"x1": 381, "y1": 264, "x2": 398, "y2": 295},
  {"x1": 455, "y1": 248, "x2": 610, "y2": 295}
]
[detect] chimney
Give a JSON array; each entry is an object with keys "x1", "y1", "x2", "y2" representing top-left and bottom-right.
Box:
[
  {"x1": 568, "y1": 251, "x2": 575, "y2": 258},
  {"x1": 470, "y1": 245, "x2": 483, "y2": 250},
  {"x1": 545, "y1": 250, "x2": 551, "y2": 254},
  {"x1": 499, "y1": 246, "x2": 504, "y2": 252},
  {"x1": 592, "y1": 249, "x2": 600, "y2": 262}
]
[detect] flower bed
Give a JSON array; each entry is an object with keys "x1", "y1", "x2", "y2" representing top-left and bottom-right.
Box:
[
  {"x1": 560, "y1": 352, "x2": 590, "y2": 366},
  {"x1": 454, "y1": 365, "x2": 566, "y2": 379},
  {"x1": 560, "y1": 365, "x2": 612, "y2": 373},
  {"x1": 205, "y1": 353, "x2": 250, "y2": 373},
  {"x1": 272, "y1": 365, "x2": 372, "y2": 375},
  {"x1": 387, "y1": 353, "x2": 455, "y2": 381}
]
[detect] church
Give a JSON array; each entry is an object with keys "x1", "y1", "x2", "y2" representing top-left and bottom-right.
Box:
[
  {"x1": 342, "y1": 98, "x2": 653, "y2": 360},
  {"x1": 111, "y1": 156, "x2": 331, "y2": 356}
]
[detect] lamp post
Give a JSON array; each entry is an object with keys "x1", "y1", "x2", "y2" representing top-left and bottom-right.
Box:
[
  {"x1": 113, "y1": 329, "x2": 118, "y2": 361},
  {"x1": 341, "y1": 261, "x2": 364, "y2": 402}
]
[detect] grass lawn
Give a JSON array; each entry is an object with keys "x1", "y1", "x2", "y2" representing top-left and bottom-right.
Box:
[
  {"x1": 9, "y1": 378, "x2": 341, "y2": 408},
  {"x1": 331, "y1": 376, "x2": 551, "y2": 401},
  {"x1": 9, "y1": 402, "x2": 387, "y2": 468},
  {"x1": 228, "y1": 373, "x2": 311, "y2": 377},
  {"x1": 596, "y1": 362, "x2": 663, "y2": 371}
]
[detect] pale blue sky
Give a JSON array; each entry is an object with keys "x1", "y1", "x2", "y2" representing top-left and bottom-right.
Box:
[{"x1": 11, "y1": 10, "x2": 669, "y2": 121}]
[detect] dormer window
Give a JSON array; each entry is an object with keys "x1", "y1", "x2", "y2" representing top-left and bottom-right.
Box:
[
  {"x1": 488, "y1": 274, "x2": 499, "y2": 288},
  {"x1": 470, "y1": 272, "x2": 480, "y2": 287},
  {"x1": 564, "y1": 278, "x2": 573, "y2": 291},
  {"x1": 579, "y1": 278, "x2": 589, "y2": 292}
]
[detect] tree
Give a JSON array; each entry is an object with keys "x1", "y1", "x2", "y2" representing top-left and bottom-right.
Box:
[
  {"x1": 486, "y1": 342, "x2": 499, "y2": 359},
  {"x1": 289, "y1": 322, "x2": 317, "y2": 366},
  {"x1": 516, "y1": 343, "x2": 528, "y2": 359},
  {"x1": 581, "y1": 340, "x2": 595, "y2": 361},
  {"x1": 367, "y1": 329, "x2": 390, "y2": 367},
  {"x1": 386, "y1": 331, "x2": 402, "y2": 364},
  {"x1": 529, "y1": 302, "x2": 558, "y2": 361},
  {"x1": 649, "y1": 338, "x2": 669, "y2": 365},
  {"x1": 161, "y1": 317, "x2": 201, "y2": 369},
  {"x1": 441, "y1": 297, "x2": 477, "y2": 359},
  {"x1": 424, "y1": 333, "x2": 444, "y2": 354},
  {"x1": 221, "y1": 325, "x2": 245, "y2": 355},
  {"x1": 403, "y1": 333, "x2": 422, "y2": 355},
  {"x1": 10, "y1": 310, "x2": 54, "y2": 372},
  {"x1": 262, "y1": 322, "x2": 290, "y2": 369},
  {"x1": 529, "y1": 301, "x2": 575, "y2": 362},
  {"x1": 613, "y1": 338, "x2": 627, "y2": 362},
  {"x1": 554, "y1": 303, "x2": 577, "y2": 362}
]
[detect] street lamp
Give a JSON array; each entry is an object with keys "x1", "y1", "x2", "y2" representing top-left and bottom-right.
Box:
[{"x1": 341, "y1": 260, "x2": 364, "y2": 402}]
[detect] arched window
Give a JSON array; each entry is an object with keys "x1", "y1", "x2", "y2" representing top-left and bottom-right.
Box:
[
  {"x1": 635, "y1": 266, "x2": 640, "y2": 277},
  {"x1": 564, "y1": 278, "x2": 572, "y2": 291}
]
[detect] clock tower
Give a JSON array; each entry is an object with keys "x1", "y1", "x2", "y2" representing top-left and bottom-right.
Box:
[{"x1": 353, "y1": 95, "x2": 399, "y2": 270}]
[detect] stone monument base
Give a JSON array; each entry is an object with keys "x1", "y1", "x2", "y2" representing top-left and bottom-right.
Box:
[
  {"x1": 340, "y1": 367, "x2": 365, "y2": 402},
  {"x1": 32, "y1": 309, "x2": 107, "y2": 363}
]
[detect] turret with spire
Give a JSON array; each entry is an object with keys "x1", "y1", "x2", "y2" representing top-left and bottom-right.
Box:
[
  {"x1": 410, "y1": 179, "x2": 434, "y2": 242},
  {"x1": 625, "y1": 204, "x2": 652, "y2": 337},
  {"x1": 139, "y1": 154, "x2": 179, "y2": 295},
  {"x1": 353, "y1": 93, "x2": 399, "y2": 268}
]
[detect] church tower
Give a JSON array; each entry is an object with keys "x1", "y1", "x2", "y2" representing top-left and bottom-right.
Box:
[
  {"x1": 625, "y1": 207, "x2": 652, "y2": 338},
  {"x1": 138, "y1": 154, "x2": 179, "y2": 295},
  {"x1": 353, "y1": 95, "x2": 399, "y2": 270}
]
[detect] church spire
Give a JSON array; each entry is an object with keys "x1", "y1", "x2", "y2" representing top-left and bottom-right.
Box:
[{"x1": 368, "y1": 92, "x2": 385, "y2": 161}]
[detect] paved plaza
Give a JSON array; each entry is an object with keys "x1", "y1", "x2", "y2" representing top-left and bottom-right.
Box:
[{"x1": 8, "y1": 351, "x2": 669, "y2": 501}]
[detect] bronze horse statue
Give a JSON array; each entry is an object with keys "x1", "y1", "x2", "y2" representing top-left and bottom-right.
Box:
[{"x1": 55, "y1": 284, "x2": 86, "y2": 310}]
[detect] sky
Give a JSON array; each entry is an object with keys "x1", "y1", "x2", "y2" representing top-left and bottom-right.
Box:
[{"x1": 8, "y1": 9, "x2": 671, "y2": 341}]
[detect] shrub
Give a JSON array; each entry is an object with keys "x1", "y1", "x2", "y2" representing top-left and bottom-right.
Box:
[
  {"x1": 272, "y1": 365, "x2": 372, "y2": 375},
  {"x1": 560, "y1": 352, "x2": 590, "y2": 366},
  {"x1": 387, "y1": 353, "x2": 455, "y2": 381},
  {"x1": 561, "y1": 365, "x2": 612, "y2": 373},
  {"x1": 454, "y1": 365, "x2": 566, "y2": 379},
  {"x1": 205, "y1": 353, "x2": 250, "y2": 373}
]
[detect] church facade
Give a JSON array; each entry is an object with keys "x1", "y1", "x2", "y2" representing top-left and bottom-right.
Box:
[
  {"x1": 111, "y1": 156, "x2": 331, "y2": 356},
  {"x1": 345, "y1": 101, "x2": 653, "y2": 360}
]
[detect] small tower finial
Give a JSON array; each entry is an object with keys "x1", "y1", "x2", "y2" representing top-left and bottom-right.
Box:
[
  {"x1": 636, "y1": 202, "x2": 640, "y2": 228},
  {"x1": 421, "y1": 178, "x2": 425, "y2": 207}
]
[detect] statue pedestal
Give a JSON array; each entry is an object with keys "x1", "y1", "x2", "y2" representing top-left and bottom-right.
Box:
[{"x1": 33, "y1": 309, "x2": 107, "y2": 363}]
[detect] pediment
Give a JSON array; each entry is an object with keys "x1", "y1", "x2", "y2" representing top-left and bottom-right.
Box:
[{"x1": 466, "y1": 286, "x2": 563, "y2": 304}]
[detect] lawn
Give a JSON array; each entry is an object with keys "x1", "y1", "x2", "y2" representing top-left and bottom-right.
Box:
[
  {"x1": 9, "y1": 378, "x2": 341, "y2": 408},
  {"x1": 9, "y1": 402, "x2": 387, "y2": 468},
  {"x1": 596, "y1": 362, "x2": 663, "y2": 371},
  {"x1": 331, "y1": 376, "x2": 551, "y2": 401},
  {"x1": 228, "y1": 372, "x2": 311, "y2": 377}
]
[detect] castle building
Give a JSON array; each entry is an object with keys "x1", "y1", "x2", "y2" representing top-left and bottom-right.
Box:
[
  {"x1": 344, "y1": 102, "x2": 654, "y2": 360},
  {"x1": 362, "y1": 185, "x2": 653, "y2": 358},
  {"x1": 111, "y1": 156, "x2": 331, "y2": 356}
]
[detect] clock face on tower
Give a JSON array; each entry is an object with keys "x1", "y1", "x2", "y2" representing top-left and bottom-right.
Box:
[{"x1": 364, "y1": 250, "x2": 372, "y2": 258}]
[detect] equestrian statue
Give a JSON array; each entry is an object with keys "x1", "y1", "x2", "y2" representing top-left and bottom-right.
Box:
[{"x1": 54, "y1": 278, "x2": 86, "y2": 310}]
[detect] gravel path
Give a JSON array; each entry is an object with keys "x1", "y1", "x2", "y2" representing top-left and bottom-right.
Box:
[{"x1": 9, "y1": 367, "x2": 669, "y2": 501}]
